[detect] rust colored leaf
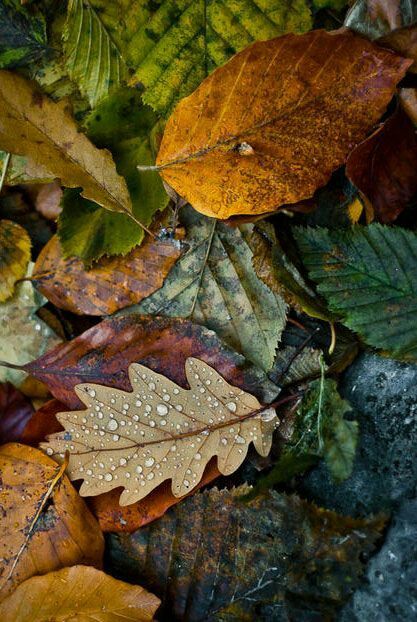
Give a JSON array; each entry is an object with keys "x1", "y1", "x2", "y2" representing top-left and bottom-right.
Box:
[
  {"x1": 379, "y1": 24, "x2": 417, "y2": 72},
  {"x1": 346, "y1": 108, "x2": 417, "y2": 223},
  {"x1": 155, "y1": 30, "x2": 409, "y2": 219},
  {"x1": 0, "y1": 383, "x2": 34, "y2": 444},
  {"x1": 20, "y1": 398, "x2": 64, "y2": 446},
  {"x1": 32, "y1": 235, "x2": 182, "y2": 316},
  {"x1": 24, "y1": 315, "x2": 279, "y2": 409},
  {"x1": 0, "y1": 565, "x2": 160, "y2": 621},
  {"x1": 89, "y1": 459, "x2": 220, "y2": 532},
  {"x1": 0, "y1": 443, "x2": 104, "y2": 601}
]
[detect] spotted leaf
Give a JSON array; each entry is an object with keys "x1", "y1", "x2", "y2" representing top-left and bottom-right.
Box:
[{"x1": 42, "y1": 358, "x2": 279, "y2": 505}]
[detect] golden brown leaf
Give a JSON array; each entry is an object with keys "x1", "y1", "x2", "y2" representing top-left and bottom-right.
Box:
[
  {"x1": 155, "y1": 30, "x2": 409, "y2": 219},
  {"x1": 0, "y1": 443, "x2": 104, "y2": 601},
  {"x1": 42, "y1": 358, "x2": 279, "y2": 505},
  {"x1": 0, "y1": 71, "x2": 132, "y2": 216},
  {"x1": 0, "y1": 220, "x2": 31, "y2": 302},
  {"x1": 0, "y1": 565, "x2": 160, "y2": 621},
  {"x1": 33, "y1": 234, "x2": 182, "y2": 315}
]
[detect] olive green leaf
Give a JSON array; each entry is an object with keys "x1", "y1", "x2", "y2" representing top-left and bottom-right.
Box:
[
  {"x1": 0, "y1": 220, "x2": 31, "y2": 303},
  {"x1": 133, "y1": 205, "x2": 287, "y2": 372},
  {"x1": 294, "y1": 224, "x2": 417, "y2": 361},
  {"x1": 0, "y1": 0, "x2": 47, "y2": 69}
]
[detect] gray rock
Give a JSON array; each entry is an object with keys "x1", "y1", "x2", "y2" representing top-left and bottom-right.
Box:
[{"x1": 300, "y1": 352, "x2": 417, "y2": 516}]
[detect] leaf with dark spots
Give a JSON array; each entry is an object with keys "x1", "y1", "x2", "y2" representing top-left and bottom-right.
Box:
[
  {"x1": 24, "y1": 315, "x2": 280, "y2": 409},
  {"x1": 0, "y1": 383, "x2": 34, "y2": 444},
  {"x1": 107, "y1": 486, "x2": 385, "y2": 622}
]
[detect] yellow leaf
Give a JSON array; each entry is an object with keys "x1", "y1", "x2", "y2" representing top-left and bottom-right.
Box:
[
  {"x1": 347, "y1": 197, "x2": 365, "y2": 224},
  {"x1": 0, "y1": 220, "x2": 31, "y2": 302}
]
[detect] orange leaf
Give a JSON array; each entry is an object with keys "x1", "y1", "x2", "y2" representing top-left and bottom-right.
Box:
[
  {"x1": 0, "y1": 443, "x2": 104, "y2": 601},
  {"x1": 156, "y1": 30, "x2": 409, "y2": 219}
]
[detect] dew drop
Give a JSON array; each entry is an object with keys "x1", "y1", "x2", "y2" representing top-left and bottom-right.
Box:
[
  {"x1": 46, "y1": 447, "x2": 53, "y2": 455},
  {"x1": 113, "y1": 434, "x2": 120, "y2": 441},
  {"x1": 88, "y1": 389, "x2": 96, "y2": 398},
  {"x1": 136, "y1": 465, "x2": 143, "y2": 474},
  {"x1": 226, "y1": 402, "x2": 237, "y2": 413},
  {"x1": 107, "y1": 419, "x2": 118, "y2": 431},
  {"x1": 221, "y1": 438, "x2": 228, "y2": 446},
  {"x1": 148, "y1": 382, "x2": 156, "y2": 391},
  {"x1": 145, "y1": 457, "x2": 155, "y2": 467},
  {"x1": 104, "y1": 473, "x2": 113, "y2": 482},
  {"x1": 135, "y1": 399, "x2": 142, "y2": 407},
  {"x1": 86, "y1": 469, "x2": 93, "y2": 476},
  {"x1": 173, "y1": 388, "x2": 179, "y2": 394},
  {"x1": 147, "y1": 472, "x2": 155, "y2": 480},
  {"x1": 235, "y1": 435, "x2": 246, "y2": 444},
  {"x1": 184, "y1": 480, "x2": 190, "y2": 487},
  {"x1": 157, "y1": 403, "x2": 168, "y2": 416},
  {"x1": 175, "y1": 404, "x2": 183, "y2": 412},
  {"x1": 149, "y1": 420, "x2": 156, "y2": 427},
  {"x1": 195, "y1": 453, "x2": 202, "y2": 460}
]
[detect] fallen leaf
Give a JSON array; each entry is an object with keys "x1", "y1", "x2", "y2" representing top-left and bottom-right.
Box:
[
  {"x1": 0, "y1": 269, "x2": 61, "y2": 391},
  {"x1": 89, "y1": 459, "x2": 220, "y2": 533},
  {"x1": 378, "y1": 24, "x2": 417, "y2": 72},
  {"x1": 400, "y1": 87, "x2": 417, "y2": 124},
  {"x1": 128, "y1": 0, "x2": 312, "y2": 115},
  {"x1": 42, "y1": 358, "x2": 280, "y2": 504},
  {"x1": 0, "y1": 443, "x2": 104, "y2": 601},
  {"x1": 108, "y1": 486, "x2": 384, "y2": 621},
  {"x1": 0, "y1": 71, "x2": 133, "y2": 217},
  {"x1": 0, "y1": 0, "x2": 46, "y2": 69},
  {"x1": 345, "y1": 0, "x2": 406, "y2": 39},
  {"x1": 0, "y1": 565, "x2": 160, "y2": 621},
  {"x1": 32, "y1": 234, "x2": 182, "y2": 315},
  {"x1": 135, "y1": 205, "x2": 287, "y2": 371},
  {"x1": 23, "y1": 315, "x2": 280, "y2": 409},
  {"x1": 155, "y1": 30, "x2": 409, "y2": 219},
  {"x1": 0, "y1": 219, "x2": 31, "y2": 302},
  {"x1": 0, "y1": 382, "x2": 34, "y2": 444},
  {"x1": 33, "y1": 180, "x2": 63, "y2": 220},
  {"x1": 294, "y1": 224, "x2": 417, "y2": 361},
  {"x1": 346, "y1": 108, "x2": 417, "y2": 223},
  {"x1": 20, "y1": 398, "x2": 64, "y2": 446}
]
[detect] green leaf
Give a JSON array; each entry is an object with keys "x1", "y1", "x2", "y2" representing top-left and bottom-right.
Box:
[
  {"x1": 0, "y1": 0, "x2": 47, "y2": 69},
  {"x1": 129, "y1": 0, "x2": 313, "y2": 116},
  {"x1": 294, "y1": 224, "x2": 417, "y2": 361},
  {"x1": 59, "y1": 88, "x2": 168, "y2": 262},
  {"x1": 313, "y1": 0, "x2": 347, "y2": 10},
  {"x1": 133, "y1": 205, "x2": 287, "y2": 372},
  {"x1": 63, "y1": 0, "x2": 127, "y2": 107}
]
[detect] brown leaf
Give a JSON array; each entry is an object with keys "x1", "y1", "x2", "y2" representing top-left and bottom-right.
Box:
[
  {"x1": 400, "y1": 87, "x2": 417, "y2": 124},
  {"x1": 379, "y1": 24, "x2": 417, "y2": 72},
  {"x1": 32, "y1": 234, "x2": 181, "y2": 316},
  {"x1": 42, "y1": 358, "x2": 279, "y2": 504},
  {"x1": 0, "y1": 443, "x2": 104, "y2": 601},
  {"x1": 346, "y1": 107, "x2": 417, "y2": 223},
  {"x1": 0, "y1": 383, "x2": 34, "y2": 444},
  {"x1": 33, "y1": 181, "x2": 63, "y2": 220},
  {"x1": 20, "y1": 399, "x2": 64, "y2": 446},
  {"x1": 155, "y1": 30, "x2": 409, "y2": 219},
  {"x1": 0, "y1": 71, "x2": 132, "y2": 217},
  {"x1": 89, "y1": 458, "x2": 220, "y2": 532},
  {"x1": 368, "y1": 0, "x2": 402, "y2": 29},
  {"x1": 0, "y1": 565, "x2": 160, "y2": 621},
  {"x1": 23, "y1": 315, "x2": 280, "y2": 409}
]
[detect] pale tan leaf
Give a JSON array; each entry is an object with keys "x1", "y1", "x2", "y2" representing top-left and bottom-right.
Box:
[
  {"x1": 42, "y1": 358, "x2": 279, "y2": 505},
  {"x1": 0, "y1": 71, "x2": 132, "y2": 216},
  {"x1": 0, "y1": 565, "x2": 160, "y2": 621}
]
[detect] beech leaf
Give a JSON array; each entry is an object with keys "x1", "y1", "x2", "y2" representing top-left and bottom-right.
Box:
[
  {"x1": 42, "y1": 358, "x2": 279, "y2": 505},
  {"x1": 0, "y1": 565, "x2": 160, "y2": 621},
  {"x1": 0, "y1": 71, "x2": 133, "y2": 217},
  {"x1": 155, "y1": 29, "x2": 409, "y2": 219},
  {"x1": 0, "y1": 219, "x2": 31, "y2": 302}
]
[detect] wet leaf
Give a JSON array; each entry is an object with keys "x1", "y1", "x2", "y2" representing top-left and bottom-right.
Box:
[
  {"x1": 135, "y1": 206, "x2": 287, "y2": 372},
  {"x1": 33, "y1": 234, "x2": 181, "y2": 315},
  {"x1": 0, "y1": 220, "x2": 31, "y2": 302},
  {"x1": 156, "y1": 30, "x2": 409, "y2": 219},
  {"x1": 0, "y1": 270, "x2": 61, "y2": 391},
  {"x1": 346, "y1": 108, "x2": 417, "y2": 223},
  {"x1": 0, "y1": 382, "x2": 34, "y2": 444},
  {"x1": 23, "y1": 314, "x2": 280, "y2": 410},
  {"x1": 0, "y1": 565, "x2": 160, "y2": 621},
  {"x1": 0, "y1": 443, "x2": 104, "y2": 601},
  {"x1": 0, "y1": 0, "x2": 46, "y2": 69},
  {"x1": 108, "y1": 486, "x2": 384, "y2": 621},
  {"x1": 0, "y1": 71, "x2": 133, "y2": 217},
  {"x1": 345, "y1": 0, "x2": 413, "y2": 39},
  {"x1": 42, "y1": 358, "x2": 280, "y2": 504},
  {"x1": 129, "y1": 0, "x2": 313, "y2": 116},
  {"x1": 294, "y1": 224, "x2": 417, "y2": 361}
]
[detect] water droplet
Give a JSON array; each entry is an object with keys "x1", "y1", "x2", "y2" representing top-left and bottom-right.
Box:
[
  {"x1": 184, "y1": 480, "x2": 190, "y2": 487},
  {"x1": 163, "y1": 393, "x2": 170, "y2": 402},
  {"x1": 176, "y1": 405, "x2": 183, "y2": 412},
  {"x1": 173, "y1": 388, "x2": 179, "y2": 394},
  {"x1": 107, "y1": 419, "x2": 118, "y2": 431},
  {"x1": 170, "y1": 445, "x2": 177, "y2": 452},
  {"x1": 104, "y1": 473, "x2": 113, "y2": 482},
  {"x1": 195, "y1": 452, "x2": 202, "y2": 460},
  {"x1": 149, "y1": 420, "x2": 156, "y2": 427},
  {"x1": 147, "y1": 472, "x2": 155, "y2": 480},
  {"x1": 226, "y1": 402, "x2": 237, "y2": 413},
  {"x1": 145, "y1": 405, "x2": 152, "y2": 413},
  {"x1": 136, "y1": 465, "x2": 143, "y2": 474},
  {"x1": 148, "y1": 382, "x2": 156, "y2": 391},
  {"x1": 157, "y1": 403, "x2": 168, "y2": 416},
  {"x1": 135, "y1": 399, "x2": 142, "y2": 407},
  {"x1": 86, "y1": 469, "x2": 92, "y2": 476},
  {"x1": 260, "y1": 407, "x2": 276, "y2": 422},
  {"x1": 221, "y1": 438, "x2": 228, "y2": 445},
  {"x1": 113, "y1": 434, "x2": 120, "y2": 441},
  {"x1": 88, "y1": 389, "x2": 96, "y2": 398},
  {"x1": 145, "y1": 457, "x2": 155, "y2": 467},
  {"x1": 160, "y1": 419, "x2": 167, "y2": 426},
  {"x1": 46, "y1": 447, "x2": 53, "y2": 456},
  {"x1": 235, "y1": 435, "x2": 246, "y2": 444},
  {"x1": 119, "y1": 458, "x2": 127, "y2": 466},
  {"x1": 123, "y1": 403, "x2": 129, "y2": 410}
]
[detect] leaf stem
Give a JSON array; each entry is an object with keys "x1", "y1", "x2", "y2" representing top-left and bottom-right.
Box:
[
  {"x1": 0, "y1": 152, "x2": 11, "y2": 193},
  {"x1": 0, "y1": 360, "x2": 26, "y2": 371}
]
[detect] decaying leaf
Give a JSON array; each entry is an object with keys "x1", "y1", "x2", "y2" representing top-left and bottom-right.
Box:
[
  {"x1": 0, "y1": 271, "x2": 61, "y2": 391},
  {"x1": 33, "y1": 234, "x2": 181, "y2": 316},
  {"x1": 0, "y1": 71, "x2": 133, "y2": 217},
  {"x1": 0, "y1": 0, "x2": 46, "y2": 69},
  {"x1": 346, "y1": 108, "x2": 417, "y2": 223},
  {"x1": 345, "y1": 0, "x2": 412, "y2": 39},
  {"x1": 0, "y1": 150, "x2": 53, "y2": 186},
  {"x1": 0, "y1": 382, "x2": 34, "y2": 444},
  {"x1": 42, "y1": 358, "x2": 279, "y2": 505},
  {"x1": 135, "y1": 206, "x2": 287, "y2": 371},
  {"x1": 294, "y1": 224, "x2": 417, "y2": 361},
  {"x1": 0, "y1": 565, "x2": 160, "y2": 621},
  {"x1": 108, "y1": 486, "x2": 385, "y2": 621},
  {"x1": 379, "y1": 24, "x2": 417, "y2": 72},
  {"x1": 0, "y1": 220, "x2": 31, "y2": 302},
  {"x1": 24, "y1": 315, "x2": 280, "y2": 409},
  {"x1": 0, "y1": 443, "x2": 104, "y2": 601},
  {"x1": 155, "y1": 30, "x2": 409, "y2": 219}
]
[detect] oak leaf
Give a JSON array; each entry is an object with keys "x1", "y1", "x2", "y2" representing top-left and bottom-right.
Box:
[
  {"x1": 155, "y1": 30, "x2": 409, "y2": 219},
  {"x1": 42, "y1": 358, "x2": 279, "y2": 505},
  {"x1": 0, "y1": 565, "x2": 160, "y2": 621},
  {"x1": 33, "y1": 234, "x2": 182, "y2": 316},
  {"x1": 0, "y1": 220, "x2": 31, "y2": 302},
  {"x1": 0, "y1": 71, "x2": 133, "y2": 216},
  {"x1": 0, "y1": 443, "x2": 104, "y2": 601}
]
